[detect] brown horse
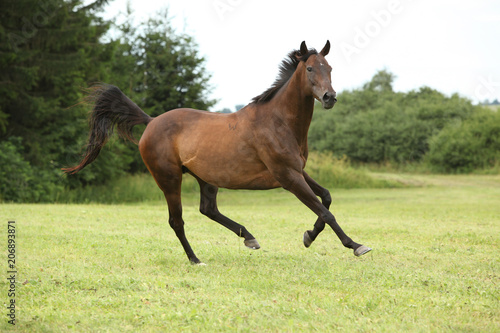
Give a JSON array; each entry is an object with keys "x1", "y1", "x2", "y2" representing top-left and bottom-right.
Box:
[{"x1": 64, "y1": 41, "x2": 371, "y2": 264}]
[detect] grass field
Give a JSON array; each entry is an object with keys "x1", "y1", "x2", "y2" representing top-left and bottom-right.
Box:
[{"x1": 1, "y1": 174, "x2": 499, "y2": 332}]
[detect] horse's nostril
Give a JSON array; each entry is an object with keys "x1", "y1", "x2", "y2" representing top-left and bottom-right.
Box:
[{"x1": 323, "y1": 92, "x2": 336, "y2": 103}]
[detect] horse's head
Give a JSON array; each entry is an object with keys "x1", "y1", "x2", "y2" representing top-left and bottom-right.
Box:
[{"x1": 298, "y1": 41, "x2": 337, "y2": 109}]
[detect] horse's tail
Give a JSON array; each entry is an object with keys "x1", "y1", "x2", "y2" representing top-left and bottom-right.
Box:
[{"x1": 63, "y1": 84, "x2": 153, "y2": 174}]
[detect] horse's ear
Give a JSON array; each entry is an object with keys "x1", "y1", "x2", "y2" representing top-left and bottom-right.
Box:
[
  {"x1": 320, "y1": 40, "x2": 330, "y2": 56},
  {"x1": 299, "y1": 41, "x2": 308, "y2": 56}
]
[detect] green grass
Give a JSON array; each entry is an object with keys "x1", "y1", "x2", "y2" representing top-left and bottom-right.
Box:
[
  {"x1": 1, "y1": 174, "x2": 499, "y2": 332},
  {"x1": 484, "y1": 104, "x2": 500, "y2": 112}
]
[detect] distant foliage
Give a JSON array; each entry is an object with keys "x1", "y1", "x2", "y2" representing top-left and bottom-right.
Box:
[
  {"x1": 0, "y1": 137, "x2": 62, "y2": 202},
  {"x1": 0, "y1": 138, "x2": 35, "y2": 202},
  {"x1": 0, "y1": 0, "x2": 114, "y2": 201},
  {"x1": 309, "y1": 70, "x2": 484, "y2": 170},
  {"x1": 426, "y1": 108, "x2": 500, "y2": 172},
  {"x1": 113, "y1": 8, "x2": 216, "y2": 116}
]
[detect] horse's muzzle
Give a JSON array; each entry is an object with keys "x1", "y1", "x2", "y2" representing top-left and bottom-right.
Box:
[{"x1": 322, "y1": 92, "x2": 337, "y2": 109}]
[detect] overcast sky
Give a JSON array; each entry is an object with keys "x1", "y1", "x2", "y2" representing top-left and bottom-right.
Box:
[{"x1": 100, "y1": 0, "x2": 500, "y2": 111}]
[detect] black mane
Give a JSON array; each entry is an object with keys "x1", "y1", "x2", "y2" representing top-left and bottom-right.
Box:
[{"x1": 251, "y1": 48, "x2": 318, "y2": 104}]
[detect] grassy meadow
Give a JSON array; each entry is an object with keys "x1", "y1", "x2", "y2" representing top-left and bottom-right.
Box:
[{"x1": 1, "y1": 174, "x2": 499, "y2": 332}]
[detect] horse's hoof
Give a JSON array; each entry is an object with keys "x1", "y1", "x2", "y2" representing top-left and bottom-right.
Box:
[
  {"x1": 354, "y1": 245, "x2": 372, "y2": 257},
  {"x1": 190, "y1": 258, "x2": 204, "y2": 265},
  {"x1": 244, "y1": 239, "x2": 260, "y2": 250},
  {"x1": 303, "y1": 230, "x2": 313, "y2": 248}
]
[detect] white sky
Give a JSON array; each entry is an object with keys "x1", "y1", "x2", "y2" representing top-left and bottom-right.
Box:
[{"x1": 100, "y1": 0, "x2": 500, "y2": 110}]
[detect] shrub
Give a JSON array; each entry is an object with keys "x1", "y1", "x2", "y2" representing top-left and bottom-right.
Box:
[
  {"x1": 308, "y1": 71, "x2": 476, "y2": 167},
  {"x1": 426, "y1": 109, "x2": 500, "y2": 172},
  {"x1": 0, "y1": 137, "x2": 63, "y2": 202}
]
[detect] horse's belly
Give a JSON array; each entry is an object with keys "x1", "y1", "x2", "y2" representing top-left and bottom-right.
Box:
[{"x1": 184, "y1": 157, "x2": 280, "y2": 190}]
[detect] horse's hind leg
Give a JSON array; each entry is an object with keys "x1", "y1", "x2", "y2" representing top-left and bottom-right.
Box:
[
  {"x1": 155, "y1": 169, "x2": 202, "y2": 264},
  {"x1": 196, "y1": 177, "x2": 260, "y2": 249}
]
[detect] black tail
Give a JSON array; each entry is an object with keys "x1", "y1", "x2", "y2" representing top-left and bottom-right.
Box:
[{"x1": 63, "y1": 84, "x2": 152, "y2": 174}]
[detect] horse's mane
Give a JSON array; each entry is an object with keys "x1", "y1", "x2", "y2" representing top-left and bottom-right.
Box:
[{"x1": 251, "y1": 48, "x2": 318, "y2": 104}]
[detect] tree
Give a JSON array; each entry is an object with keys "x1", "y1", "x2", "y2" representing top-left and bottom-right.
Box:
[
  {"x1": 362, "y1": 69, "x2": 395, "y2": 93},
  {"x1": 0, "y1": 0, "x2": 116, "y2": 201},
  {"x1": 112, "y1": 9, "x2": 216, "y2": 116}
]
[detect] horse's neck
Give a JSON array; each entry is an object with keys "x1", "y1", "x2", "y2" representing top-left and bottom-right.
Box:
[{"x1": 273, "y1": 72, "x2": 315, "y2": 147}]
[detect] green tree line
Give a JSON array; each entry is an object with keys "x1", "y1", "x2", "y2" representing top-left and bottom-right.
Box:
[
  {"x1": 309, "y1": 70, "x2": 500, "y2": 172},
  {"x1": 0, "y1": 0, "x2": 214, "y2": 202}
]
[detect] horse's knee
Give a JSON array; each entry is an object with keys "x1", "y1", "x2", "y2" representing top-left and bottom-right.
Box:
[
  {"x1": 321, "y1": 189, "x2": 332, "y2": 208},
  {"x1": 168, "y1": 216, "x2": 184, "y2": 231}
]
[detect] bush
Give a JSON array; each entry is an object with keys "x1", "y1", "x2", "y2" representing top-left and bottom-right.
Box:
[
  {"x1": 0, "y1": 137, "x2": 63, "y2": 202},
  {"x1": 0, "y1": 138, "x2": 34, "y2": 202},
  {"x1": 326, "y1": 101, "x2": 430, "y2": 163},
  {"x1": 426, "y1": 109, "x2": 500, "y2": 172},
  {"x1": 309, "y1": 71, "x2": 476, "y2": 167}
]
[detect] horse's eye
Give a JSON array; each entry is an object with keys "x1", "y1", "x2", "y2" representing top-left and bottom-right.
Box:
[{"x1": 306, "y1": 67, "x2": 313, "y2": 72}]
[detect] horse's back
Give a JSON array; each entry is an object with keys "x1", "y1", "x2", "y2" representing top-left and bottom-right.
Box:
[{"x1": 142, "y1": 107, "x2": 241, "y2": 147}]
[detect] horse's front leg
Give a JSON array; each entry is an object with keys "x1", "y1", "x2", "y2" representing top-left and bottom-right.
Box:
[
  {"x1": 302, "y1": 171, "x2": 331, "y2": 248},
  {"x1": 275, "y1": 169, "x2": 371, "y2": 257}
]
